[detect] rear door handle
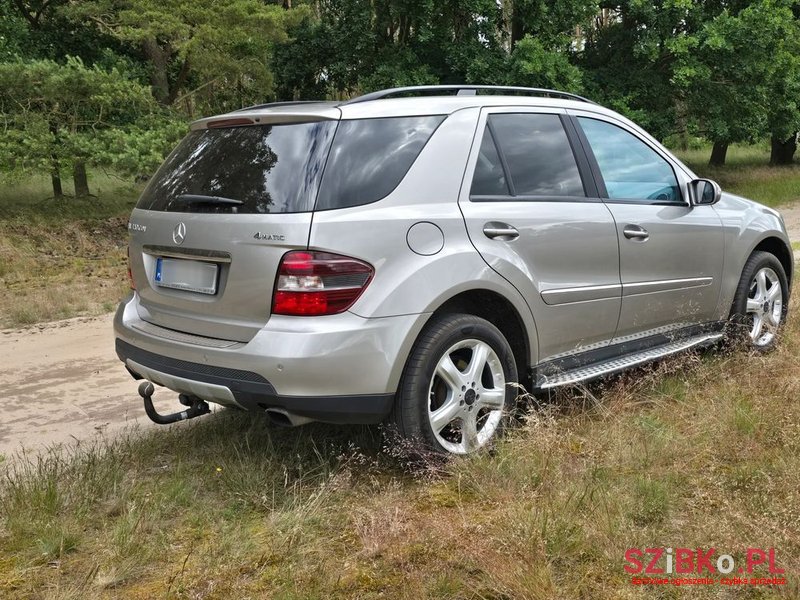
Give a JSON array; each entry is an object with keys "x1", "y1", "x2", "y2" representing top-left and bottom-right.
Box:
[
  {"x1": 623, "y1": 225, "x2": 649, "y2": 241},
  {"x1": 483, "y1": 222, "x2": 519, "y2": 241}
]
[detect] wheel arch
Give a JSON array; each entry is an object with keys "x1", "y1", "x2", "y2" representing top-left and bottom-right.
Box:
[
  {"x1": 418, "y1": 289, "x2": 534, "y2": 389},
  {"x1": 751, "y1": 236, "x2": 793, "y2": 287}
]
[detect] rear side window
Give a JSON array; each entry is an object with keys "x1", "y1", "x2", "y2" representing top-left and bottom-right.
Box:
[
  {"x1": 470, "y1": 128, "x2": 510, "y2": 196},
  {"x1": 314, "y1": 115, "x2": 445, "y2": 210},
  {"x1": 472, "y1": 113, "x2": 585, "y2": 198},
  {"x1": 136, "y1": 121, "x2": 337, "y2": 213}
]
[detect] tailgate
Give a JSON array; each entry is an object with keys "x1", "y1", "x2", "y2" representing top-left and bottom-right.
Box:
[{"x1": 127, "y1": 115, "x2": 338, "y2": 341}]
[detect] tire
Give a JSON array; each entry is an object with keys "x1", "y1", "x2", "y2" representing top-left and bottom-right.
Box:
[
  {"x1": 390, "y1": 313, "x2": 518, "y2": 455},
  {"x1": 729, "y1": 251, "x2": 789, "y2": 351}
]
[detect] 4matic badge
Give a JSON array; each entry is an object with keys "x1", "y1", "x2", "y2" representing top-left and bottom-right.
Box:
[{"x1": 254, "y1": 232, "x2": 285, "y2": 241}]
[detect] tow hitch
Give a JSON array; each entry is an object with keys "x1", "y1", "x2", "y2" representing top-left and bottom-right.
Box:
[{"x1": 138, "y1": 381, "x2": 211, "y2": 425}]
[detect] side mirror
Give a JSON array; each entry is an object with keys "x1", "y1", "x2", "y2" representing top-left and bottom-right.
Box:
[{"x1": 689, "y1": 178, "x2": 721, "y2": 206}]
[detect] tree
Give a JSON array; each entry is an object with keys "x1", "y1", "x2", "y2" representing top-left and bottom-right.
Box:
[
  {"x1": 765, "y1": 2, "x2": 800, "y2": 164},
  {"x1": 580, "y1": 1, "x2": 714, "y2": 143},
  {"x1": 0, "y1": 57, "x2": 181, "y2": 198},
  {"x1": 273, "y1": 0, "x2": 590, "y2": 99},
  {"x1": 675, "y1": 0, "x2": 799, "y2": 165},
  {"x1": 63, "y1": 0, "x2": 305, "y2": 115}
]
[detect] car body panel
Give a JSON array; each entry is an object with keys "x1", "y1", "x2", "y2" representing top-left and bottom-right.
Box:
[
  {"x1": 603, "y1": 202, "x2": 725, "y2": 340},
  {"x1": 127, "y1": 209, "x2": 312, "y2": 342},
  {"x1": 455, "y1": 108, "x2": 621, "y2": 361},
  {"x1": 115, "y1": 292, "x2": 428, "y2": 399},
  {"x1": 712, "y1": 193, "x2": 793, "y2": 318}
]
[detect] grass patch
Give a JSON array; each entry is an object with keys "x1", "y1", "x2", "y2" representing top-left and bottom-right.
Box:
[
  {"x1": 674, "y1": 143, "x2": 800, "y2": 208},
  {"x1": 0, "y1": 172, "x2": 140, "y2": 328},
  {"x1": 2, "y1": 300, "x2": 799, "y2": 598}
]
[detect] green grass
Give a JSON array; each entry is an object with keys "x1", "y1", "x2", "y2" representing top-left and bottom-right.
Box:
[
  {"x1": 0, "y1": 172, "x2": 140, "y2": 328},
  {"x1": 0, "y1": 171, "x2": 140, "y2": 223},
  {"x1": 674, "y1": 143, "x2": 800, "y2": 208}
]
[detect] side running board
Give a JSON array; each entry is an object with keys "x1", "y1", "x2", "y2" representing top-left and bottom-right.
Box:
[{"x1": 535, "y1": 333, "x2": 724, "y2": 390}]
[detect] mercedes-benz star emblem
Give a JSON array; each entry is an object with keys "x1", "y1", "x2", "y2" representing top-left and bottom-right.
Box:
[{"x1": 172, "y1": 222, "x2": 187, "y2": 245}]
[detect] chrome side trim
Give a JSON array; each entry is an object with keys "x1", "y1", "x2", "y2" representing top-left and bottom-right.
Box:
[
  {"x1": 143, "y1": 245, "x2": 232, "y2": 263},
  {"x1": 541, "y1": 283, "x2": 621, "y2": 305},
  {"x1": 623, "y1": 277, "x2": 712, "y2": 296},
  {"x1": 131, "y1": 320, "x2": 244, "y2": 349},
  {"x1": 535, "y1": 333, "x2": 723, "y2": 389}
]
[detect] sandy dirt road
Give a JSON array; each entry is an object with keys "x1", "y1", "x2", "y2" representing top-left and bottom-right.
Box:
[
  {"x1": 0, "y1": 314, "x2": 176, "y2": 457},
  {"x1": 2, "y1": 203, "x2": 799, "y2": 457}
]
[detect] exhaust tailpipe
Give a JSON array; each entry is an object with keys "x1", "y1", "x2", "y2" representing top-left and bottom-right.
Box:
[{"x1": 264, "y1": 408, "x2": 313, "y2": 427}]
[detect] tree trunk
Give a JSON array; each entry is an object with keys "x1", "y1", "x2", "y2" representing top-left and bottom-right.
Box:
[
  {"x1": 73, "y1": 162, "x2": 90, "y2": 197},
  {"x1": 511, "y1": 9, "x2": 524, "y2": 50},
  {"x1": 709, "y1": 140, "x2": 729, "y2": 167},
  {"x1": 49, "y1": 121, "x2": 63, "y2": 199},
  {"x1": 674, "y1": 99, "x2": 689, "y2": 151},
  {"x1": 770, "y1": 133, "x2": 797, "y2": 165},
  {"x1": 142, "y1": 37, "x2": 171, "y2": 105},
  {"x1": 282, "y1": 0, "x2": 292, "y2": 8},
  {"x1": 51, "y1": 170, "x2": 63, "y2": 199}
]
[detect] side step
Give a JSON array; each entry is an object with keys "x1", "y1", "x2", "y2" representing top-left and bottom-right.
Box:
[{"x1": 535, "y1": 333, "x2": 724, "y2": 390}]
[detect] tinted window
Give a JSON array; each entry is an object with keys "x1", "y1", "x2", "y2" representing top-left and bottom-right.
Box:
[
  {"x1": 578, "y1": 117, "x2": 680, "y2": 202},
  {"x1": 137, "y1": 122, "x2": 337, "y2": 213},
  {"x1": 315, "y1": 115, "x2": 444, "y2": 210},
  {"x1": 470, "y1": 129, "x2": 510, "y2": 196},
  {"x1": 489, "y1": 113, "x2": 585, "y2": 197}
]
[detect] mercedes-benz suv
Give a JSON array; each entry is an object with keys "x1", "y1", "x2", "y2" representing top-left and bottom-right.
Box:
[{"x1": 115, "y1": 85, "x2": 792, "y2": 454}]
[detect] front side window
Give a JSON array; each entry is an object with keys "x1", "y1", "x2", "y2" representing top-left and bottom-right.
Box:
[
  {"x1": 471, "y1": 113, "x2": 585, "y2": 199},
  {"x1": 578, "y1": 117, "x2": 680, "y2": 203}
]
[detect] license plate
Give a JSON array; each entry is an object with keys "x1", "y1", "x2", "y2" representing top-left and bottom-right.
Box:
[{"x1": 154, "y1": 257, "x2": 218, "y2": 295}]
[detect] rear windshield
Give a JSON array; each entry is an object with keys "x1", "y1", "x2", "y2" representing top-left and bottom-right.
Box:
[
  {"x1": 136, "y1": 115, "x2": 444, "y2": 214},
  {"x1": 314, "y1": 115, "x2": 445, "y2": 210},
  {"x1": 136, "y1": 121, "x2": 337, "y2": 213}
]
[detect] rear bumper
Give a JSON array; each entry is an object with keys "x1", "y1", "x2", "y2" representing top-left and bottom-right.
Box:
[{"x1": 114, "y1": 293, "x2": 427, "y2": 424}]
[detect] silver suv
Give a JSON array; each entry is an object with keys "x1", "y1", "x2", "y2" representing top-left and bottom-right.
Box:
[{"x1": 115, "y1": 85, "x2": 792, "y2": 454}]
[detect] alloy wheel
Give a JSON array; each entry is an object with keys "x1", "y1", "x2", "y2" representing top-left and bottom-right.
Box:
[
  {"x1": 426, "y1": 339, "x2": 506, "y2": 454},
  {"x1": 745, "y1": 267, "x2": 783, "y2": 346}
]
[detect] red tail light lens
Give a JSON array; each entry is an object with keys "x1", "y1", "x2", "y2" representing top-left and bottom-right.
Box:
[
  {"x1": 273, "y1": 251, "x2": 373, "y2": 316},
  {"x1": 127, "y1": 246, "x2": 136, "y2": 290}
]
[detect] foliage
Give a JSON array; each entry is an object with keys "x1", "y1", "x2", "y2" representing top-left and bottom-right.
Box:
[
  {"x1": 675, "y1": 0, "x2": 800, "y2": 146},
  {"x1": 0, "y1": 57, "x2": 182, "y2": 194},
  {"x1": 62, "y1": 0, "x2": 305, "y2": 114},
  {"x1": 507, "y1": 35, "x2": 582, "y2": 92}
]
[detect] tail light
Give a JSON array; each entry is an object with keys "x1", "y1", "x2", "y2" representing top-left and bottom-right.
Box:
[
  {"x1": 127, "y1": 246, "x2": 136, "y2": 290},
  {"x1": 273, "y1": 251, "x2": 373, "y2": 316}
]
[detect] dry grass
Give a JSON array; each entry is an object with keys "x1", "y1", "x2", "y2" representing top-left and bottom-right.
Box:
[
  {"x1": 1, "y1": 305, "x2": 798, "y2": 598},
  {"x1": 0, "y1": 173, "x2": 139, "y2": 328}
]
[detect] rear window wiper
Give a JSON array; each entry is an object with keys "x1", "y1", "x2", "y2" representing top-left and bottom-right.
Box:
[{"x1": 173, "y1": 194, "x2": 244, "y2": 207}]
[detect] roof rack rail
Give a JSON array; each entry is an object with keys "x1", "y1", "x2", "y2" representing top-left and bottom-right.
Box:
[
  {"x1": 342, "y1": 85, "x2": 596, "y2": 105},
  {"x1": 234, "y1": 100, "x2": 329, "y2": 112}
]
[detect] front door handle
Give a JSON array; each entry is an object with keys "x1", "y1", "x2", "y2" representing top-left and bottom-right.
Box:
[
  {"x1": 623, "y1": 225, "x2": 649, "y2": 241},
  {"x1": 483, "y1": 222, "x2": 519, "y2": 241}
]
